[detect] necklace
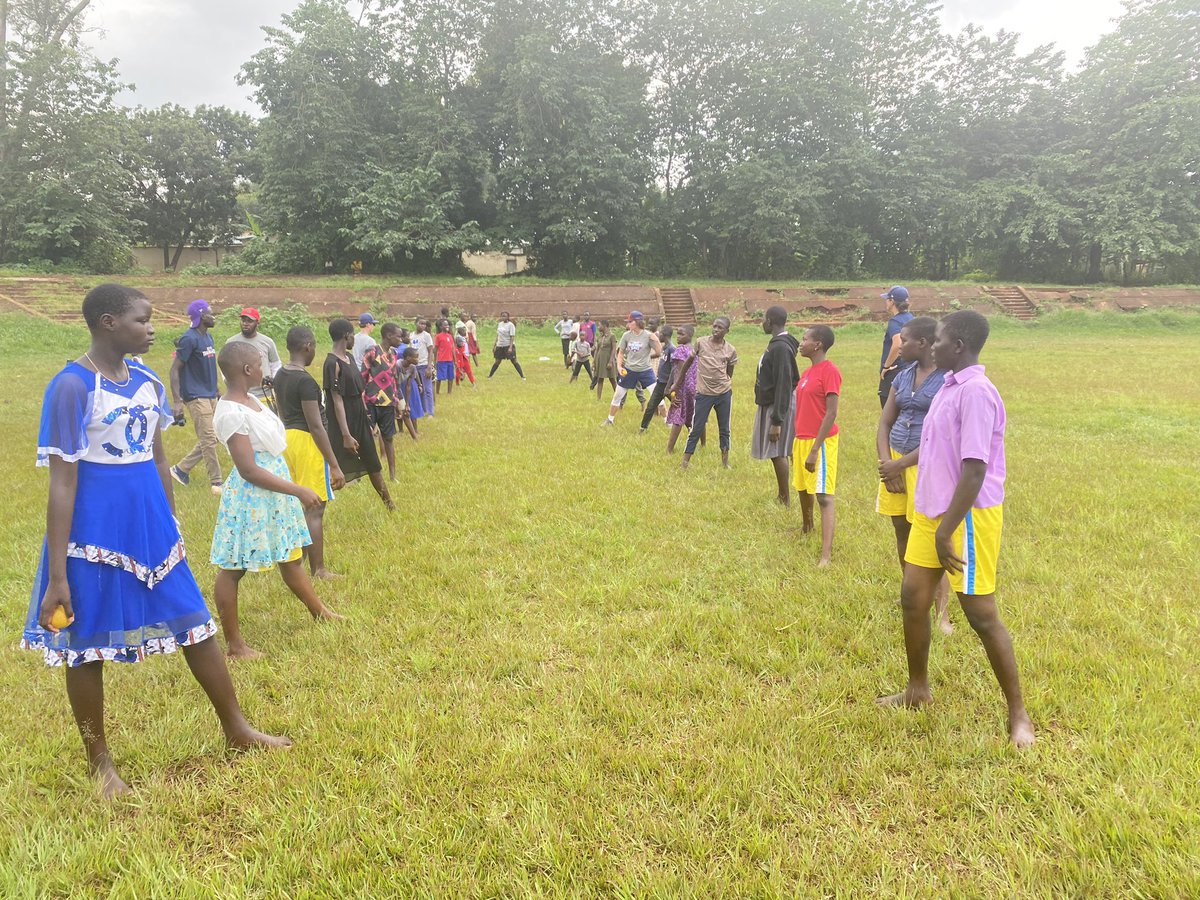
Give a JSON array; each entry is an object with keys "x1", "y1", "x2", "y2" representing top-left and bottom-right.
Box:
[{"x1": 84, "y1": 352, "x2": 131, "y2": 386}]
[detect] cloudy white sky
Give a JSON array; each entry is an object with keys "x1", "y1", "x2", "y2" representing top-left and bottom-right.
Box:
[{"x1": 84, "y1": 0, "x2": 1128, "y2": 114}]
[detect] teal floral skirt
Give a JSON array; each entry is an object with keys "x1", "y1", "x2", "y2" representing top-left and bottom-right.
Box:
[{"x1": 210, "y1": 452, "x2": 311, "y2": 571}]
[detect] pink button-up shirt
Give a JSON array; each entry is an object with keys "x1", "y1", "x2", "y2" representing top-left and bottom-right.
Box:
[{"x1": 914, "y1": 365, "x2": 1006, "y2": 518}]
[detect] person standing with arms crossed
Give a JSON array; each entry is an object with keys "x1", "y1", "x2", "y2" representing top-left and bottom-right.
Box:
[{"x1": 170, "y1": 299, "x2": 223, "y2": 495}]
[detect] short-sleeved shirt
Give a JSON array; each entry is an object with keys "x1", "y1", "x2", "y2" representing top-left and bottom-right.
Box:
[
  {"x1": 578, "y1": 320, "x2": 596, "y2": 343},
  {"x1": 914, "y1": 365, "x2": 1006, "y2": 518},
  {"x1": 618, "y1": 328, "x2": 656, "y2": 372},
  {"x1": 434, "y1": 331, "x2": 456, "y2": 363},
  {"x1": 213, "y1": 396, "x2": 287, "y2": 457},
  {"x1": 671, "y1": 344, "x2": 697, "y2": 394},
  {"x1": 496, "y1": 321, "x2": 517, "y2": 348},
  {"x1": 362, "y1": 345, "x2": 399, "y2": 406},
  {"x1": 555, "y1": 319, "x2": 575, "y2": 338},
  {"x1": 693, "y1": 336, "x2": 737, "y2": 395},
  {"x1": 272, "y1": 366, "x2": 323, "y2": 432},
  {"x1": 570, "y1": 339, "x2": 592, "y2": 360},
  {"x1": 174, "y1": 328, "x2": 218, "y2": 401},
  {"x1": 794, "y1": 359, "x2": 842, "y2": 439},
  {"x1": 411, "y1": 331, "x2": 434, "y2": 365},
  {"x1": 888, "y1": 362, "x2": 947, "y2": 454},
  {"x1": 224, "y1": 331, "x2": 281, "y2": 399},
  {"x1": 352, "y1": 332, "x2": 378, "y2": 369},
  {"x1": 881, "y1": 312, "x2": 914, "y2": 370},
  {"x1": 656, "y1": 340, "x2": 675, "y2": 383}
]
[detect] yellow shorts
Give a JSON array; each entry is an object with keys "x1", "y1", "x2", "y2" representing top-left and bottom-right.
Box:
[
  {"x1": 283, "y1": 429, "x2": 333, "y2": 503},
  {"x1": 792, "y1": 433, "x2": 838, "y2": 495},
  {"x1": 905, "y1": 505, "x2": 1004, "y2": 596},
  {"x1": 876, "y1": 448, "x2": 916, "y2": 521}
]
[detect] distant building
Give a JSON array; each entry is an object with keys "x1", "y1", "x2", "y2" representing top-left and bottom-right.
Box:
[
  {"x1": 461, "y1": 248, "x2": 527, "y2": 276},
  {"x1": 130, "y1": 241, "x2": 245, "y2": 273}
]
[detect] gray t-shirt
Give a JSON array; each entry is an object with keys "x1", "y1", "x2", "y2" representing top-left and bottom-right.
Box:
[
  {"x1": 618, "y1": 328, "x2": 656, "y2": 372},
  {"x1": 496, "y1": 321, "x2": 517, "y2": 348},
  {"x1": 352, "y1": 332, "x2": 378, "y2": 369},
  {"x1": 224, "y1": 331, "x2": 281, "y2": 399}
]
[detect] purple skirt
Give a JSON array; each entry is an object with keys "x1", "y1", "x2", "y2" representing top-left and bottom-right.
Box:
[{"x1": 667, "y1": 389, "x2": 696, "y2": 427}]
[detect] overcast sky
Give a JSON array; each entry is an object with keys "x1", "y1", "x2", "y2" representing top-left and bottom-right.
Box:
[{"x1": 84, "y1": 0, "x2": 1128, "y2": 114}]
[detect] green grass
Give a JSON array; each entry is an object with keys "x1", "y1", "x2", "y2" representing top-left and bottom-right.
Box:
[{"x1": 1, "y1": 310, "x2": 1197, "y2": 896}]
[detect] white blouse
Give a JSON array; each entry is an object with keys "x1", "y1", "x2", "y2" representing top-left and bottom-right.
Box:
[{"x1": 213, "y1": 396, "x2": 287, "y2": 457}]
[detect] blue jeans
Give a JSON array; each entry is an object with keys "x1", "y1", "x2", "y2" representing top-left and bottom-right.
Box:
[{"x1": 684, "y1": 390, "x2": 732, "y2": 455}]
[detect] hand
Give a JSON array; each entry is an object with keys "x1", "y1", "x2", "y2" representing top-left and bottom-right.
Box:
[
  {"x1": 804, "y1": 450, "x2": 818, "y2": 473},
  {"x1": 172, "y1": 402, "x2": 184, "y2": 419},
  {"x1": 39, "y1": 581, "x2": 74, "y2": 632},
  {"x1": 296, "y1": 486, "x2": 322, "y2": 509},
  {"x1": 343, "y1": 434, "x2": 360, "y2": 455},
  {"x1": 329, "y1": 467, "x2": 346, "y2": 491},
  {"x1": 884, "y1": 474, "x2": 906, "y2": 494},
  {"x1": 878, "y1": 457, "x2": 905, "y2": 481},
  {"x1": 935, "y1": 526, "x2": 965, "y2": 574},
  {"x1": 619, "y1": 368, "x2": 628, "y2": 378},
  {"x1": 768, "y1": 424, "x2": 781, "y2": 443}
]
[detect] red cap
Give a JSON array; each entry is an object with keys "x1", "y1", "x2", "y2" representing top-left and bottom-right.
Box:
[{"x1": 239, "y1": 307, "x2": 261, "y2": 321}]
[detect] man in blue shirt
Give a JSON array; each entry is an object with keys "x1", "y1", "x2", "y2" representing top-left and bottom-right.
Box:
[
  {"x1": 878, "y1": 285, "x2": 914, "y2": 408},
  {"x1": 170, "y1": 300, "x2": 223, "y2": 494}
]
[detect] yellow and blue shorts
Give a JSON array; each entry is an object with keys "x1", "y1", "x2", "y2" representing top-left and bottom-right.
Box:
[
  {"x1": 792, "y1": 433, "x2": 838, "y2": 495},
  {"x1": 283, "y1": 428, "x2": 333, "y2": 503},
  {"x1": 905, "y1": 505, "x2": 1003, "y2": 596},
  {"x1": 876, "y1": 448, "x2": 917, "y2": 521}
]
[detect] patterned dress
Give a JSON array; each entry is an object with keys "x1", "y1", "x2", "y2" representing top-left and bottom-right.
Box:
[
  {"x1": 666, "y1": 344, "x2": 698, "y2": 426},
  {"x1": 22, "y1": 361, "x2": 216, "y2": 667}
]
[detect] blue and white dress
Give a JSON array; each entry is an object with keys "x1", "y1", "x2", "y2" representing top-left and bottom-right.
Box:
[{"x1": 22, "y1": 361, "x2": 217, "y2": 667}]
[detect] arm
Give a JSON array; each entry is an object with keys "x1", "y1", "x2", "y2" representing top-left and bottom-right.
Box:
[
  {"x1": 267, "y1": 339, "x2": 282, "y2": 377},
  {"x1": 804, "y1": 394, "x2": 839, "y2": 472},
  {"x1": 881, "y1": 333, "x2": 902, "y2": 377},
  {"x1": 766, "y1": 354, "x2": 790, "y2": 442},
  {"x1": 935, "y1": 459, "x2": 988, "y2": 574},
  {"x1": 169, "y1": 356, "x2": 186, "y2": 416},
  {"x1": 38, "y1": 456, "x2": 79, "y2": 630},
  {"x1": 331, "y1": 392, "x2": 357, "y2": 453},
  {"x1": 725, "y1": 349, "x2": 737, "y2": 378},
  {"x1": 666, "y1": 352, "x2": 694, "y2": 395},
  {"x1": 226, "y1": 432, "x2": 320, "y2": 508},
  {"x1": 876, "y1": 388, "x2": 909, "y2": 491},
  {"x1": 301, "y1": 399, "x2": 345, "y2": 490},
  {"x1": 649, "y1": 334, "x2": 662, "y2": 360}
]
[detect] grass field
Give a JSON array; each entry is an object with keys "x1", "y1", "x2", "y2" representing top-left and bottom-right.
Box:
[{"x1": 1, "y1": 308, "x2": 1198, "y2": 896}]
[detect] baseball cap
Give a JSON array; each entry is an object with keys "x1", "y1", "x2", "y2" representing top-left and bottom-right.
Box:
[
  {"x1": 880, "y1": 286, "x2": 910, "y2": 303},
  {"x1": 187, "y1": 299, "x2": 211, "y2": 326},
  {"x1": 359, "y1": 312, "x2": 378, "y2": 326},
  {"x1": 239, "y1": 307, "x2": 261, "y2": 321},
  {"x1": 627, "y1": 310, "x2": 644, "y2": 321}
]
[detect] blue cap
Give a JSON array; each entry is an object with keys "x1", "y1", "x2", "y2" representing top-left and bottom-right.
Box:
[
  {"x1": 881, "y1": 286, "x2": 909, "y2": 303},
  {"x1": 359, "y1": 313, "x2": 378, "y2": 326},
  {"x1": 627, "y1": 310, "x2": 644, "y2": 321}
]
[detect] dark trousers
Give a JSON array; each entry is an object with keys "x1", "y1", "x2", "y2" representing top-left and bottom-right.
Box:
[
  {"x1": 639, "y1": 381, "x2": 670, "y2": 429},
  {"x1": 684, "y1": 389, "x2": 732, "y2": 454},
  {"x1": 572, "y1": 359, "x2": 593, "y2": 380},
  {"x1": 561, "y1": 337, "x2": 571, "y2": 367}
]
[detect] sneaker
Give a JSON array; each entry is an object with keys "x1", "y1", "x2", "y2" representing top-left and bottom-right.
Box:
[
  {"x1": 210, "y1": 483, "x2": 224, "y2": 496},
  {"x1": 170, "y1": 465, "x2": 189, "y2": 486}
]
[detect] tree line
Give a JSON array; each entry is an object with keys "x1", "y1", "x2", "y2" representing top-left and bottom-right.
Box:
[{"x1": 1, "y1": 0, "x2": 1197, "y2": 283}]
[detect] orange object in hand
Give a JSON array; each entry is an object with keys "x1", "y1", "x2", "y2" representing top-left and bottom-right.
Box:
[{"x1": 50, "y1": 606, "x2": 70, "y2": 630}]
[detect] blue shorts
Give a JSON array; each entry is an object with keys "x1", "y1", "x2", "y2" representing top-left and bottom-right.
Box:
[
  {"x1": 436, "y1": 361, "x2": 455, "y2": 382},
  {"x1": 618, "y1": 368, "x2": 656, "y2": 390}
]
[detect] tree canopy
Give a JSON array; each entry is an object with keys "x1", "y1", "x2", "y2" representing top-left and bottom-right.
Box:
[{"x1": 1, "y1": 0, "x2": 1197, "y2": 283}]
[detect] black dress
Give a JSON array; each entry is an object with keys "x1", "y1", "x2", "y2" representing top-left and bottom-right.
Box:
[{"x1": 322, "y1": 352, "x2": 381, "y2": 481}]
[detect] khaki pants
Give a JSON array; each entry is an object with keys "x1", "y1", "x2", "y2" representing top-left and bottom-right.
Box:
[{"x1": 177, "y1": 397, "x2": 222, "y2": 484}]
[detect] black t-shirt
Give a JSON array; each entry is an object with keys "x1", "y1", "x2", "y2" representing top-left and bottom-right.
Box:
[{"x1": 272, "y1": 365, "x2": 323, "y2": 433}]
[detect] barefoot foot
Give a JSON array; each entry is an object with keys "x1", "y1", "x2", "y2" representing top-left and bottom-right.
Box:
[
  {"x1": 227, "y1": 643, "x2": 264, "y2": 660},
  {"x1": 92, "y1": 757, "x2": 132, "y2": 799},
  {"x1": 1008, "y1": 712, "x2": 1036, "y2": 749},
  {"x1": 226, "y1": 728, "x2": 293, "y2": 753},
  {"x1": 817, "y1": 556, "x2": 831, "y2": 568},
  {"x1": 313, "y1": 568, "x2": 344, "y2": 580},
  {"x1": 313, "y1": 607, "x2": 345, "y2": 622},
  {"x1": 876, "y1": 686, "x2": 934, "y2": 709},
  {"x1": 938, "y1": 616, "x2": 955, "y2": 636}
]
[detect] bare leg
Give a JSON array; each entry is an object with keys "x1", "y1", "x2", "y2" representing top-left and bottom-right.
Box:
[
  {"x1": 279, "y1": 559, "x2": 343, "y2": 621},
  {"x1": 215, "y1": 569, "x2": 260, "y2": 659},
  {"x1": 890, "y1": 515, "x2": 912, "y2": 568},
  {"x1": 181, "y1": 636, "x2": 292, "y2": 751},
  {"x1": 446, "y1": 377, "x2": 453, "y2": 395},
  {"x1": 368, "y1": 471, "x2": 394, "y2": 510},
  {"x1": 957, "y1": 592, "x2": 1035, "y2": 748},
  {"x1": 798, "y1": 490, "x2": 814, "y2": 533},
  {"x1": 679, "y1": 451, "x2": 692, "y2": 470},
  {"x1": 382, "y1": 436, "x2": 396, "y2": 482},
  {"x1": 936, "y1": 576, "x2": 953, "y2": 634},
  {"x1": 876, "y1": 563, "x2": 940, "y2": 709},
  {"x1": 666, "y1": 424, "x2": 683, "y2": 453},
  {"x1": 815, "y1": 493, "x2": 835, "y2": 566},
  {"x1": 303, "y1": 501, "x2": 339, "y2": 579},
  {"x1": 770, "y1": 456, "x2": 789, "y2": 505},
  {"x1": 65, "y1": 662, "x2": 130, "y2": 798}
]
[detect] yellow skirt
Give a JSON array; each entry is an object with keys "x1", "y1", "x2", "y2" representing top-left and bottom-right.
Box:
[{"x1": 283, "y1": 429, "x2": 333, "y2": 503}]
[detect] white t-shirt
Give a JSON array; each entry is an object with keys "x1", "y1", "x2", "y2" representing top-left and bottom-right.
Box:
[
  {"x1": 411, "y1": 331, "x2": 435, "y2": 365},
  {"x1": 213, "y1": 396, "x2": 287, "y2": 458},
  {"x1": 224, "y1": 331, "x2": 281, "y2": 399},
  {"x1": 555, "y1": 318, "x2": 575, "y2": 338},
  {"x1": 465, "y1": 320, "x2": 477, "y2": 338},
  {"x1": 352, "y1": 332, "x2": 378, "y2": 369},
  {"x1": 496, "y1": 321, "x2": 517, "y2": 347}
]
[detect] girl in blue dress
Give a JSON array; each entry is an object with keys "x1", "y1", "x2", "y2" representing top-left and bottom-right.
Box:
[{"x1": 22, "y1": 284, "x2": 290, "y2": 798}]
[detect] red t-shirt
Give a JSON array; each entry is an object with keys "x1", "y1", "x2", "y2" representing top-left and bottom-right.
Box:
[
  {"x1": 434, "y1": 332, "x2": 455, "y2": 363},
  {"x1": 794, "y1": 359, "x2": 841, "y2": 439}
]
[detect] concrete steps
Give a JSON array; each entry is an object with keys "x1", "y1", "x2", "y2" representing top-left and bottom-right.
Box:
[
  {"x1": 985, "y1": 286, "x2": 1038, "y2": 320},
  {"x1": 658, "y1": 287, "x2": 696, "y2": 325}
]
